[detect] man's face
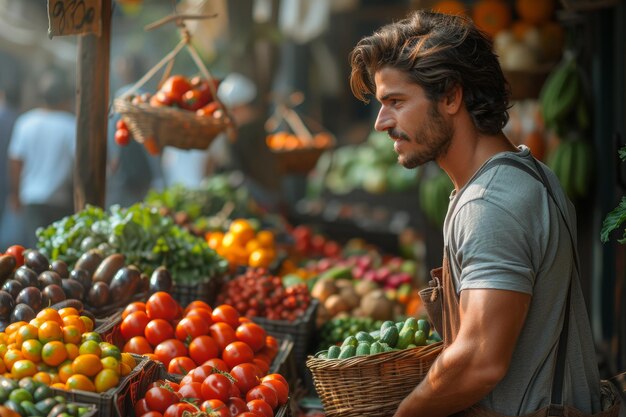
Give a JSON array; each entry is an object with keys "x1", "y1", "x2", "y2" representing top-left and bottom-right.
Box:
[{"x1": 374, "y1": 67, "x2": 453, "y2": 168}]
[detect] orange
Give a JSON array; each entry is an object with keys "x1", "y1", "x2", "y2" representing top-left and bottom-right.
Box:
[
  {"x1": 62, "y1": 326, "x2": 82, "y2": 345},
  {"x1": 432, "y1": 0, "x2": 467, "y2": 15},
  {"x1": 100, "y1": 357, "x2": 120, "y2": 373},
  {"x1": 58, "y1": 307, "x2": 80, "y2": 318},
  {"x1": 79, "y1": 316, "x2": 94, "y2": 333},
  {"x1": 0, "y1": 343, "x2": 6, "y2": 358},
  {"x1": 78, "y1": 340, "x2": 101, "y2": 357},
  {"x1": 58, "y1": 361, "x2": 74, "y2": 383},
  {"x1": 5, "y1": 321, "x2": 27, "y2": 335},
  {"x1": 21, "y1": 339, "x2": 43, "y2": 362},
  {"x1": 248, "y1": 249, "x2": 275, "y2": 269},
  {"x1": 72, "y1": 354, "x2": 102, "y2": 377},
  {"x1": 65, "y1": 374, "x2": 96, "y2": 392},
  {"x1": 229, "y1": 219, "x2": 255, "y2": 244},
  {"x1": 515, "y1": 0, "x2": 555, "y2": 25},
  {"x1": 11, "y1": 359, "x2": 37, "y2": 378},
  {"x1": 220, "y1": 232, "x2": 239, "y2": 249},
  {"x1": 119, "y1": 362, "x2": 132, "y2": 376},
  {"x1": 206, "y1": 232, "x2": 224, "y2": 250},
  {"x1": 38, "y1": 321, "x2": 63, "y2": 344},
  {"x1": 36, "y1": 308, "x2": 63, "y2": 325},
  {"x1": 41, "y1": 341, "x2": 67, "y2": 366},
  {"x1": 16, "y1": 324, "x2": 39, "y2": 347},
  {"x1": 120, "y1": 352, "x2": 136, "y2": 369},
  {"x1": 62, "y1": 316, "x2": 86, "y2": 334},
  {"x1": 51, "y1": 382, "x2": 66, "y2": 389},
  {"x1": 94, "y1": 369, "x2": 119, "y2": 393},
  {"x1": 3, "y1": 349, "x2": 24, "y2": 370},
  {"x1": 472, "y1": 0, "x2": 512, "y2": 38},
  {"x1": 0, "y1": 357, "x2": 5, "y2": 374},
  {"x1": 65, "y1": 343, "x2": 80, "y2": 360},
  {"x1": 50, "y1": 373, "x2": 61, "y2": 384},
  {"x1": 32, "y1": 371, "x2": 52, "y2": 385},
  {"x1": 245, "y1": 238, "x2": 260, "y2": 254},
  {"x1": 28, "y1": 318, "x2": 45, "y2": 329},
  {"x1": 256, "y1": 230, "x2": 275, "y2": 248}
]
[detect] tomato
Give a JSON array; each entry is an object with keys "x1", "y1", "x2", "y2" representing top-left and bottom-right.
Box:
[
  {"x1": 140, "y1": 413, "x2": 164, "y2": 417},
  {"x1": 123, "y1": 336, "x2": 153, "y2": 355},
  {"x1": 177, "y1": 381, "x2": 203, "y2": 402},
  {"x1": 146, "y1": 292, "x2": 180, "y2": 321},
  {"x1": 5, "y1": 245, "x2": 25, "y2": 267},
  {"x1": 200, "y1": 399, "x2": 229, "y2": 417},
  {"x1": 202, "y1": 358, "x2": 229, "y2": 373},
  {"x1": 120, "y1": 311, "x2": 150, "y2": 341},
  {"x1": 230, "y1": 363, "x2": 261, "y2": 394},
  {"x1": 222, "y1": 341, "x2": 254, "y2": 369},
  {"x1": 200, "y1": 373, "x2": 232, "y2": 403},
  {"x1": 185, "y1": 308, "x2": 213, "y2": 325},
  {"x1": 154, "y1": 339, "x2": 188, "y2": 366},
  {"x1": 180, "y1": 89, "x2": 207, "y2": 111},
  {"x1": 115, "y1": 128, "x2": 130, "y2": 146},
  {"x1": 265, "y1": 336, "x2": 279, "y2": 356},
  {"x1": 238, "y1": 412, "x2": 261, "y2": 417},
  {"x1": 187, "y1": 364, "x2": 214, "y2": 383},
  {"x1": 134, "y1": 398, "x2": 151, "y2": 416},
  {"x1": 116, "y1": 119, "x2": 127, "y2": 130},
  {"x1": 262, "y1": 379, "x2": 289, "y2": 406},
  {"x1": 261, "y1": 374, "x2": 289, "y2": 390},
  {"x1": 160, "y1": 75, "x2": 191, "y2": 103},
  {"x1": 189, "y1": 335, "x2": 219, "y2": 365},
  {"x1": 247, "y1": 399, "x2": 274, "y2": 417},
  {"x1": 252, "y1": 358, "x2": 270, "y2": 375},
  {"x1": 211, "y1": 305, "x2": 240, "y2": 329},
  {"x1": 246, "y1": 384, "x2": 278, "y2": 409},
  {"x1": 145, "y1": 319, "x2": 175, "y2": 347},
  {"x1": 167, "y1": 356, "x2": 196, "y2": 375},
  {"x1": 163, "y1": 403, "x2": 195, "y2": 417},
  {"x1": 226, "y1": 397, "x2": 248, "y2": 417},
  {"x1": 175, "y1": 316, "x2": 210, "y2": 342},
  {"x1": 209, "y1": 322, "x2": 237, "y2": 351},
  {"x1": 122, "y1": 302, "x2": 146, "y2": 319},
  {"x1": 184, "y1": 301, "x2": 212, "y2": 315},
  {"x1": 145, "y1": 387, "x2": 179, "y2": 414},
  {"x1": 235, "y1": 322, "x2": 266, "y2": 352}
]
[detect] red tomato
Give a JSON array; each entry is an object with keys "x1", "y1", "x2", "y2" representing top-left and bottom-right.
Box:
[
  {"x1": 163, "y1": 403, "x2": 195, "y2": 417},
  {"x1": 265, "y1": 336, "x2": 279, "y2": 356},
  {"x1": 235, "y1": 322, "x2": 266, "y2": 353},
  {"x1": 185, "y1": 308, "x2": 213, "y2": 325},
  {"x1": 261, "y1": 374, "x2": 288, "y2": 388},
  {"x1": 246, "y1": 385, "x2": 278, "y2": 409},
  {"x1": 180, "y1": 89, "x2": 207, "y2": 111},
  {"x1": 177, "y1": 381, "x2": 203, "y2": 402},
  {"x1": 225, "y1": 397, "x2": 248, "y2": 417},
  {"x1": 200, "y1": 399, "x2": 229, "y2": 417},
  {"x1": 189, "y1": 335, "x2": 219, "y2": 365},
  {"x1": 211, "y1": 305, "x2": 240, "y2": 328},
  {"x1": 252, "y1": 358, "x2": 270, "y2": 375},
  {"x1": 200, "y1": 373, "x2": 232, "y2": 403},
  {"x1": 144, "y1": 387, "x2": 179, "y2": 413},
  {"x1": 134, "y1": 398, "x2": 151, "y2": 416},
  {"x1": 145, "y1": 319, "x2": 176, "y2": 347},
  {"x1": 123, "y1": 336, "x2": 153, "y2": 355},
  {"x1": 195, "y1": 102, "x2": 220, "y2": 118},
  {"x1": 146, "y1": 292, "x2": 180, "y2": 321},
  {"x1": 184, "y1": 301, "x2": 212, "y2": 315},
  {"x1": 122, "y1": 302, "x2": 146, "y2": 319},
  {"x1": 209, "y1": 322, "x2": 237, "y2": 352},
  {"x1": 121, "y1": 311, "x2": 151, "y2": 341},
  {"x1": 115, "y1": 128, "x2": 130, "y2": 146},
  {"x1": 188, "y1": 364, "x2": 214, "y2": 383},
  {"x1": 160, "y1": 75, "x2": 191, "y2": 103},
  {"x1": 238, "y1": 412, "x2": 262, "y2": 417},
  {"x1": 154, "y1": 339, "x2": 188, "y2": 366},
  {"x1": 222, "y1": 341, "x2": 254, "y2": 369},
  {"x1": 202, "y1": 358, "x2": 229, "y2": 373},
  {"x1": 261, "y1": 379, "x2": 288, "y2": 406},
  {"x1": 167, "y1": 356, "x2": 196, "y2": 375},
  {"x1": 175, "y1": 316, "x2": 210, "y2": 342},
  {"x1": 247, "y1": 399, "x2": 274, "y2": 417},
  {"x1": 179, "y1": 375, "x2": 194, "y2": 386},
  {"x1": 230, "y1": 363, "x2": 261, "y2": 395},
  {"x1": 5, "y1": 245, "x2": 25, "y2": 267},
  {"x1": 116, "y1": 119, "x2": 127, "y2": 130},
  {"x1": 140, "y1": 412, "x2": 164, "y2": 417}
]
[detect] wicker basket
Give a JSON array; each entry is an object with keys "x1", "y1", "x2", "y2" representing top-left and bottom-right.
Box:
[
  {"x1": 306, "y1": 342, "x2": 443, "y2": 417},
  {"x1": 273, "y1": 146, "x2": 328, "y2": 175}
]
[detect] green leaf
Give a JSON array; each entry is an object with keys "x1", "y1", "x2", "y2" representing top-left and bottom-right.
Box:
[{"x1": 600, "y1": 197, "x2": 626, "y2": 243}]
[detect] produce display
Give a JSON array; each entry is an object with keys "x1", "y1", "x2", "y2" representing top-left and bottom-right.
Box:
[
  {"x1": 216, "y1": 268, "x2": 312, "y2": 322},
  {"x1": 36, "y1": 204, "x2": 227, "y2": 287},
  {"x1": 418, "y1": 168, "x2": 454, "y2": 228},
  {"x1": 316, "y1": 317, "x2": 382, "y2": 352},
  {"x1": 316, "y1": 317, "x2": 440, "y2": 359},
  {"x1": 0, "y1": 377, "x2": 93, "y2": 417},
  {"x1": 266, "y1": 131, "x2": 333, "y2": 152}
]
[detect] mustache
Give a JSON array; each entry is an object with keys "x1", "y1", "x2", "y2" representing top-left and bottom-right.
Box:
[{"x1": 388, "y1": 129, "x2": 411, "y2": 141}]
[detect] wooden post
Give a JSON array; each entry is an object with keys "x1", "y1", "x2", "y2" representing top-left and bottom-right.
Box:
[{"x1": 74, "y1": 0, "x2": 111, "y2": 210}]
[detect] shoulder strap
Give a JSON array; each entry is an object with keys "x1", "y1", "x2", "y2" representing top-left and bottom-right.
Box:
[{"x1": 476, "y1": 156, "x2": 576, "y2": 406}]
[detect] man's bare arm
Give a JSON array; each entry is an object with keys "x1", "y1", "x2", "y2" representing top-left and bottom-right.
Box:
[{"x1": 8, "y1": 158, "x2": 22, "y2": 211}]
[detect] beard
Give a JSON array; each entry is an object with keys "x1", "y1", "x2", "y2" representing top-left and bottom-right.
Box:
[{"x1": 389, "y1": 103, "x2": 453, "y2": 169}]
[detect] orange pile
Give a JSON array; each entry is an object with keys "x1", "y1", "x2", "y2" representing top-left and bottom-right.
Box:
[{"x1": 266, "y1": 131, "x2": 333, "y2": 151}]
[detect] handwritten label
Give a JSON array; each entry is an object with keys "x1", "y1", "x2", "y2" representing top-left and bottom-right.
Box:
[{"x1": 47, "y1": 0, "x2": 101, "y2": 38}]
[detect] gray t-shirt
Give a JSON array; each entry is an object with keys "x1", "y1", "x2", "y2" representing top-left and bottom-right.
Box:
[{"x1": 443, "y1": 146, "x2": 602, "y2": 415}]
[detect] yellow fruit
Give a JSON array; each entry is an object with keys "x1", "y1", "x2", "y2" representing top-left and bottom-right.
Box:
[
  {"x1": 11, "y1": 359, "x2": 37, "y2": 378},
  {"x1": 94, "y1": 369, "x2": 120, "y2": 393},
  {"x1": 78, "y1": 340, "x2": 101, "y2": 357},
  {"x1": 32, "y1": 371, "x2": 52, "y2": 385},
  {"x1": 72, "y1": 354, "x2": 103, "y2": 377},
  {"x1": 41, "y1": 341, "x2": 68, "y2": 367},
  {"x1": 65, "y1": 374, "x2": 96, "y2": 392},
  {"x1": 120, "y1": 352, "x2": 136, "y2": 369},
  {"x1": 65, "y1": 343, "x2": 80, "y2": 360},
  {"x1": 101, "y1": 357, "x2": 120, "y2": 373}
]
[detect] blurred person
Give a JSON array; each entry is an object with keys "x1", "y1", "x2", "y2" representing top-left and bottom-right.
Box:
[
  {"x1": 8, "y1": 67, "x2": 75, "y2": 248},
  {"x1": 106, "y1": 54, "x2": 162, "y2": 208}
]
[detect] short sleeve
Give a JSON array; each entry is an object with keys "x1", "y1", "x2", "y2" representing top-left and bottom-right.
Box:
[
  {"x1": 452, "y1": 199, "x2": 535, "y2": 295},
  {"x1": 7, "y1": 117, "x2": 27, "y2": 160}
]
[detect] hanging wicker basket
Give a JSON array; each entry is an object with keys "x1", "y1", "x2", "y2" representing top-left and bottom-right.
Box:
[{"x1": 112, "y1": 21, "x2": 233, "y2": 151}]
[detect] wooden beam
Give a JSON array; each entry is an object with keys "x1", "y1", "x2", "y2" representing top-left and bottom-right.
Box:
[{"x1": 74, "y1": 0, "x2": 111, "y2": 210}]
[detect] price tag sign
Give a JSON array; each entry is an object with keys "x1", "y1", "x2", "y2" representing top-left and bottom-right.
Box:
[{"x1": 47, "y1": 0, "x2": 101, "y2": 38}]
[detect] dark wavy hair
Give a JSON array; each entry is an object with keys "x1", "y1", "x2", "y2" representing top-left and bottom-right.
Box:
[{"x1": 349, "y1": 10, "x2": 510, "y2": 135}]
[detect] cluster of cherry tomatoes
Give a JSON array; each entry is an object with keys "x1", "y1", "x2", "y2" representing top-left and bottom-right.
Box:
[{"x1": 216, "y1": 268, "x2": 312, "y2": 322}]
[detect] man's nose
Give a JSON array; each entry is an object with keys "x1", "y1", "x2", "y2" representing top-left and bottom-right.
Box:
[{"x1": 374, "y1": 106, "x2": 393, "y2": 132}]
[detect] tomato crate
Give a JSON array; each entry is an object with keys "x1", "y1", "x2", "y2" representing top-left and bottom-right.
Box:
[
  {"x1": 252, "y1": 299, "x2": 319, "y2": 386},
  {"x1": 171, "y1": 277, "x2": 222, "y2": 308},
  {"x1": 51, "y1": 354, "x2": 160, "y2": 417}
]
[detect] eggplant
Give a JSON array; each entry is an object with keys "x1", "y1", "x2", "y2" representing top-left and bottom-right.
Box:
[
  {"x1": 69, "y1": 268, "x2": 91, "y2": 297},
  {"x1": 23, "y1": 250, "x2": 50, "y2": 275},
  {"x1": 61, "y1": 279, "x2": 84, "y2": 301},
  {"x1": 0, "y1": 254, "x2": 16, "y2": 285},
  {"x1": 14, "y1": 266, "x2": 38, "y2": 288},
  {"x1": 2, "y1": 279, "x2": 23, "y2": 299},
  {"x1": 74, "y1": 249, "x2": 103, "y2": 279},
  {"x1": 149, "y1": 266, "x2": 173, "y2": 293},
  {"x1": 87, "y1": 281, "x2": 110, "y2": 308},
  {"x1": 50, "y1": 260, "x2": 69, "y2": 278},
  {"x1": 0, "y1": 290, "x2": 14, "y2": 319},
  {"x1": 92, "y1": 253, "x2": 125, "y2": 285},
  {"x1": 16, "y1": 287, "x2": 42, "y2": 312},
  {"x1": 10, "y1": 303, "x2": 36, "y2": 323},
  {"x1": 41, "y1": 284, "x2": 66, "y2": 307},
  {"x1": 38, "y1": 271, "x2": 62, "y2": 288},
  {"x1": 109, "y1": 266, "x2": 141, "y2": 304}
]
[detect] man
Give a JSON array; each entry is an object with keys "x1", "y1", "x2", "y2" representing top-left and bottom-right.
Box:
[
  {"x1": 8, "y1": 68, "x2": 75, "y2": 248},
  {"x1": 349, "y1": 10, "x2": 613, "y2": 417}
]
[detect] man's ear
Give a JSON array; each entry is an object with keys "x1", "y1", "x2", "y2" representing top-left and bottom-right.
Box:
[{"x1": 441, "y1": 84, "x2": 463, "y2": 115}]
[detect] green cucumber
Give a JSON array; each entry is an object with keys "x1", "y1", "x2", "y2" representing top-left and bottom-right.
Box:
[
  {"x1": 338, "y1": 345, "x2": 356, "y2": 359},
  {"x1": 341, "y1": 336, "x2": 358, "y2": 349},
  {"x1": 327, "y1": 345, "x2": 341, "y2": 359},
  {"x1": 402, "y1": 317, "x2": 418, "y2": 332},
  {"x1": 380, "y1": 321, "x2": 395, "y2": 332},
  {"x1": 396, "y1": 327, "x2": 415, "y2": 349},
  {"x1": 370, "y1": 341, "x2": 384, "y2": 354},
  {"x1": 355, "y1": 331, "x2": 374, "y2": 344},
  {"x1": 380, "y1": 326, "x2": 399, "y2": 348},
  {"x1": 414, "y1": 329, "x2": 428, "y2": 346},
  {"x1": 356, "y1": 342, "x2": 371, "y2": 356},
  {"x1": 417, "y1": 319, "x2": 431, "y2": 334}
]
